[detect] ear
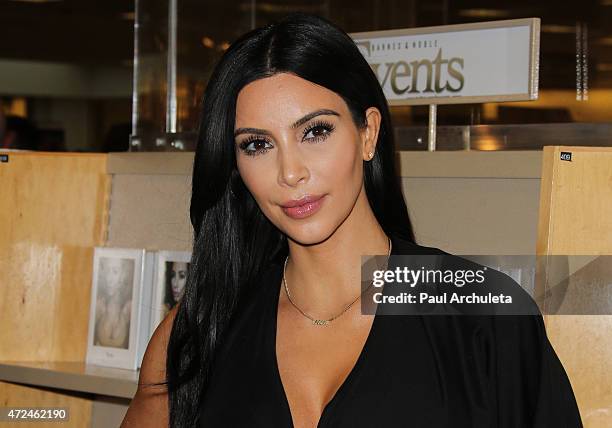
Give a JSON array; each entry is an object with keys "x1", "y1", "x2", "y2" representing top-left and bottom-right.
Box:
[{"x1": 359, "y1": 107, "x2": 382, "y2": 162}]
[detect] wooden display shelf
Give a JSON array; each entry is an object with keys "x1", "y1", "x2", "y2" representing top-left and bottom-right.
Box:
[{"x1": 0, "y1": 361, "x2": 138, "y2": 399}]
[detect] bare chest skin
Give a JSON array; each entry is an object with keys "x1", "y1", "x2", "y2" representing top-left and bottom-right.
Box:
[
  {"x1": 96, "y1": 297, "x2": 131, "y2": 348},
  {"x1": 275, "y1": 283, "x2": 376, "y2": 428}
]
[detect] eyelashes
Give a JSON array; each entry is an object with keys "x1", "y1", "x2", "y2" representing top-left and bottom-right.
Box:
[
  {"x1": 238, "y1": 135, "x2": 273, "y2": 157},
  {"x1": 303, "y1": 120, "x2": 336, "y2": 141},
  {"x1": 237, "y1": 120, "x2": 336, "y2": 157}
]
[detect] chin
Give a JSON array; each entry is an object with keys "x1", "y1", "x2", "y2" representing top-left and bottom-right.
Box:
[{"x1": 281, "y1": 219, "x2": 340, "y2": 247}]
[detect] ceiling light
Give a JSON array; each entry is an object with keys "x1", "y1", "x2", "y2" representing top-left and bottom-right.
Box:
[
  {"x1": 541, "y1": 25, "x2": 576, "y2": 34},
  {"x1": 201, "y1": 37, "x2": 215, "y2": 48},
  {"x1": 596, "y1": 37, "x2": 612, "y2": 45},
  {"x1": 458, "y1": 9, "x2": 512, "y2": 19},
  {"x1": 120, "y1": 12, "x2": 135, "y2": 21},
  {"x1": 596, "y1": 63, "x2": 612, "y2": 72}
]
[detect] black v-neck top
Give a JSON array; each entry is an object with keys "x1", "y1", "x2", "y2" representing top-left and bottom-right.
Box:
[{"x1": 198, "y1": 235, "x2": 583, "y2": 427}]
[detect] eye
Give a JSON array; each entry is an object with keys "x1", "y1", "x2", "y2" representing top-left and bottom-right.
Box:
[
  {"x1": 238, "y1": 136, "x2": 273, "y2": 156},
  {"x1": 302, "y1": 120, "x2": 335, "y2": 142}
]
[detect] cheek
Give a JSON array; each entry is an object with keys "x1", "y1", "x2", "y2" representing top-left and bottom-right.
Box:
[
  {"x1": 314, "y1": 131, "x2": 362, "y2": 188},
  {"x1": 236, "y1": 155, "x2": 276, "y2": 206}
]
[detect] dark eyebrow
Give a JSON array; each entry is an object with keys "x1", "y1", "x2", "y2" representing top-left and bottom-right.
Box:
[
  {"x1": 233, "y1": 127, "x2": 272, "y2": 138},
  {"x1": 234, "y1": 109, "x2": 340, "y2": 137},
  {"x1": 290, "y1": 109, "x2": 340, "y2": 129}
]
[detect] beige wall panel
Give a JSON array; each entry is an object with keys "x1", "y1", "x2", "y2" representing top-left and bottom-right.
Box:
[
  {"x1": 403, "y1": 177, "x2": 541, "y2": 254},
  {"x1": 0, "y1": 381, "x2": 91, "y2": 427},
  {"x1": 398, "y1": 151, "x2": 542, "y2": 254},
  {"x1": 104, "y1": 151, "x2": 544, "y2": 256},
  {"x1": 0, "y1": 152, "x2": 109, "y2": 362},
  {"x1": 106, "y1": 174, "x2": 192, "y2": 251},
  {"x1": 398, "y1": 150, "x2": 543, "y2": 179},
  {"x1": 536, "y1": 146, "x2": 612, "y2": 428}
]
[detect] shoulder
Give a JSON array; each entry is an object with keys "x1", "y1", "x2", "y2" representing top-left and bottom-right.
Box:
[
  {"x1": 142, "y1": 304, "x2": 177, "y2": 376},
  {"x1": 120, "y1": 304, "x2": 178, "y2": 427},
  {"x1": 230, "y1": 260, "x2": 283, "y2": 326},
  {"x1": 389, "y1": 234, "x2": 448, "y2": 256},
  {"x1": 388, "y1": 236, "x2": 541, "y2": 319},
  {"x1": 239, "y1": 259, "x2": 283, "y2": 302}
]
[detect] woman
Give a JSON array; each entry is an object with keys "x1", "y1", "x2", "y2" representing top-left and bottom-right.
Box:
[
  {"x1": 122, "y1": 13, "x2": 582, "y2": 427},
  {"x1": 95, "y1": 257, "x2": 133, "y2": 349},
  {"x1": 163, "y1": 261, "x2": 189, "y2": 315}
]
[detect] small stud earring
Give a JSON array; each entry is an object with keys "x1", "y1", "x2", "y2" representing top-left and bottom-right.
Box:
[{"x1": 368, "y1": 151, "x2": 374, "y2": 159}]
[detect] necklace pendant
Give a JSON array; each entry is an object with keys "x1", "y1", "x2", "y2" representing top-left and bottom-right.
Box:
[{"x1": 312, "y1": 319, "x2": 329, "y2": 326}]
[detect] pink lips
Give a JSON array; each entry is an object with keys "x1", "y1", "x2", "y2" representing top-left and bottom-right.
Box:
[{"x1": 281, "y1": 194, "x2": 326, "y2": 219}]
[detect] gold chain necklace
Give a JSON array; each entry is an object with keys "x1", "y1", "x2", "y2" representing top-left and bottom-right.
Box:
[{"x1": 282, "y1": 237, "x2": 392, "y2": 326}]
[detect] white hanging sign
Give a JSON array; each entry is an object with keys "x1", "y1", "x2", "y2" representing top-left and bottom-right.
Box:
[{"x1": 350, "y1": 18, "x2": 540, "y2": 105}]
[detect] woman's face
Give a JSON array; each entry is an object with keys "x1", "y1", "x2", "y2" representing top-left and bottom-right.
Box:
[
  {"x1": 234, "y1": 72, "x2": 380, "y2": 245},
  {"x1": 170, "y1": 262, "x2": 188, "y2": 302},
  {"x1": 104, "y1": 258, "x2": 125, "y2": 295}
]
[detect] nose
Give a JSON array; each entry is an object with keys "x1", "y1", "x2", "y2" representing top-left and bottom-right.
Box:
[{"x1": 277, "y1": 143, "x2": 309, "y2": 187}]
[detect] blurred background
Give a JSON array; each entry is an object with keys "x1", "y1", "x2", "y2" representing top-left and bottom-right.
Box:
[{"x1": 1, "y1": 0, "x2": 611, "y2": 152}]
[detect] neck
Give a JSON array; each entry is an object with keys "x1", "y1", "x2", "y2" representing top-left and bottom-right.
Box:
[{"x1": 283, "y1": 187, "x2": 390, "y2": 318}]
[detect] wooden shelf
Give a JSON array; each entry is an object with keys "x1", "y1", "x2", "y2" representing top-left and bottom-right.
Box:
[{"x1": 0, "y1": 361, "x2": 138, "y2": 399}]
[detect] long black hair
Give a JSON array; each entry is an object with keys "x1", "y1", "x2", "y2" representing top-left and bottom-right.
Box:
[{"x1": 165, "y1": 12, "x2": 416, "y2": 427}]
